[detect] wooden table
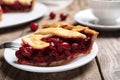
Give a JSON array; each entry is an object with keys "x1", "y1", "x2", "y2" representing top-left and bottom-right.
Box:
[{"x1": 0, "y1": 0, "x2": 120, "y2": 80}]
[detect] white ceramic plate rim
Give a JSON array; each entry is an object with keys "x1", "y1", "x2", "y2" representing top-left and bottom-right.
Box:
[
  {"x1": 74, "y1": 9, "x2": 120, "y2": 30},
  {"x1": 0, "y1": 2, "x2": 48, "y2": 28},
  {"x1": 4, "y1": 37, "x2": 98, "y2": 73},
  {"x1": 39, "y1": 0, "x2": 73, "y2": 4}
]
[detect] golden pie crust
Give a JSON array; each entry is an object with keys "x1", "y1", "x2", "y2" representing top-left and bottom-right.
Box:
[
  {"x1": 42, "y1": 22, "x2": 99, "y2": 42},
  {"x1": 2, "y1": 0, "x2": 33, "y2": 5},
  {"x1": 20, "y1": 22, "x2": 99, "y2": 66},
  {"x1": 3, "y1": 0, "x2": 33, "y2": 5},
  {"x1": 42, "y1": 22, "x2": 99, "y2": 46}
]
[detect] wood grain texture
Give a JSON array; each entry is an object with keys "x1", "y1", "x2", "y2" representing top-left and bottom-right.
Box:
[
  {"x1": 0, "y1": 60, "x2": 101, "y2": 80},
  {"x1": 0, "y1": 0, "x2": 102, "y2": 80},
  {"x1": 97, "y1": 31, "x2": 120, "y2": 80}
]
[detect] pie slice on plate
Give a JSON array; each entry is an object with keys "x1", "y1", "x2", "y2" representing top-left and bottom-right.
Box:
[
  {"x1": 0, "y1": 6, "x2": 2, "y2": 21},
  {"x1": 0, "y1": 0, "x2": 35, "y2": 12},
  {"x1": 15, "y1": 22, "x2": 99, "y2": 66}
]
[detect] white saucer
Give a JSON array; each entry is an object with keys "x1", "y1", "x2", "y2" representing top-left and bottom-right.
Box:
[
  {"x1": 74, "y1": 9, "x2": 120, "y2": 30},
  {"x1": 4, "y1": 36, "x2": 98, "y2": 73}
]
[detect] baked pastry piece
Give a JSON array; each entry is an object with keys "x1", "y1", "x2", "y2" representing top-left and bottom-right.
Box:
[
  {"x1": 0, "y1": 0, "x2": 35, "y2": 12},
  {"x1": 0, "y1": 6, "x2": 2, "y2": 21},
  {"x1": 15, "y1": 22, "x2": 99, "y2": 66}
]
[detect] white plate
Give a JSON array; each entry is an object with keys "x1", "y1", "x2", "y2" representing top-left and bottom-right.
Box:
[
  {"x1": 74, "y1": 9, "x2": 120, "y2": 30},
  {"x1": 0, "y1": 3, "x2": 48, "y2": 28},
  {"x1": 4, "y1": 37, "x2": 98, "y2": 73},
  {"x1": 39, "y1": 0, "x2": 73, "y2": 5},
  {"x1": 39, "y1": 0, "x2": 73, "y2": 13}
]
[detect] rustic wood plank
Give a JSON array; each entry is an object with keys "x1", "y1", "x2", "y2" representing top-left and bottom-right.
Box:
[
  {"x1": 2, "y1": 59, "x2": 101, "y2": 80},
  {"x1": 0, "y1": 25, "x2": 27, "y2": 57},
  {"x1": 0, "y1": 25, "x2": 27, "y2": 80},
  {"x1": 97, "y1": 30, "x2": 120, "y2": 80}
]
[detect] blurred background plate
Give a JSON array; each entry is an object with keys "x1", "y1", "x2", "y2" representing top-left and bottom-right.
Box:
[
  {"x1": 0, "y1": 2, "x2": 48, "y2": 29},
  {"x1": 39, "y1": 0, "x2": 73, "y2": 13}
]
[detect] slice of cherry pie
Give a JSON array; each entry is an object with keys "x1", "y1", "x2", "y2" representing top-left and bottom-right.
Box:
[
  {"x1": 15, "y1": 22, "x2": 99, "y2": 66},
  {"x1": 0, "y1": 6, "x2": 2, "y2": 21},
  {"x1": 0, "y1": 0, "x2": 35, "y2": 12}
]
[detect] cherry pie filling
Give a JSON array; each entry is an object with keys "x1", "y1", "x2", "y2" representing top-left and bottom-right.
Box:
[
  {"x1": 1, "y1": 1, "x2": 32, "y2": 12},
  {"x1": 0, "y1": 7, "x2": 2, "y2": 20},
  {"x1": 16, "y1": 33, "x2": 93, "y2": 66}
]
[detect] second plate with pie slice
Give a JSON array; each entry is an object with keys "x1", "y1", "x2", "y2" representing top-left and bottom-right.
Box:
[{"x1": 0, "y1": 2, "x2": 48, "y2": 29}]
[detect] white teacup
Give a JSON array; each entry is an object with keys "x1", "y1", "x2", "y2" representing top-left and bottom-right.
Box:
[{"x1": 88, "y1": 0, "x2": 120, "y2": 25}]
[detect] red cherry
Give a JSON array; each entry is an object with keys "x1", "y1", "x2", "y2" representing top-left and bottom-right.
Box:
[
  {"x1": 72, "y1": 43, "x2": 79, "y2": 48},
  {"x1": 17, "y1": 59, "x2": 23, "y2": 64},
  {"x1": 15, "y1": 50, "x2": 23, "y2": 59},
  {"x1": 18, "y1": 58, "x2": 27, "y2": 64},
  {"x1": 3, "y1": 7, "x2": 10, "y2": 12},
  {"x1": 13, "y1": 1, "x2": 20, "y2": 6},
  {"x1": 49, "y1": 12, "x2": 56, "y2": 19},
  {"x1": 71, "y1": 43, "x2": 79, "y2": 51},
  {"x1": 30, "y1": 22, "x2": 38, "y2": 31},
  {"x1": 64, "y1": 50, "x2": 71, "y2": 56},
  {"x1": 20, "y1": 47, "x2": 33, "y2": 57},
  {"x1": 58, "y1": 42, "x2": 70, "y2": 50},
  {"x1": 60, "y1": 13, "x2": 68, "y2": 20}
]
